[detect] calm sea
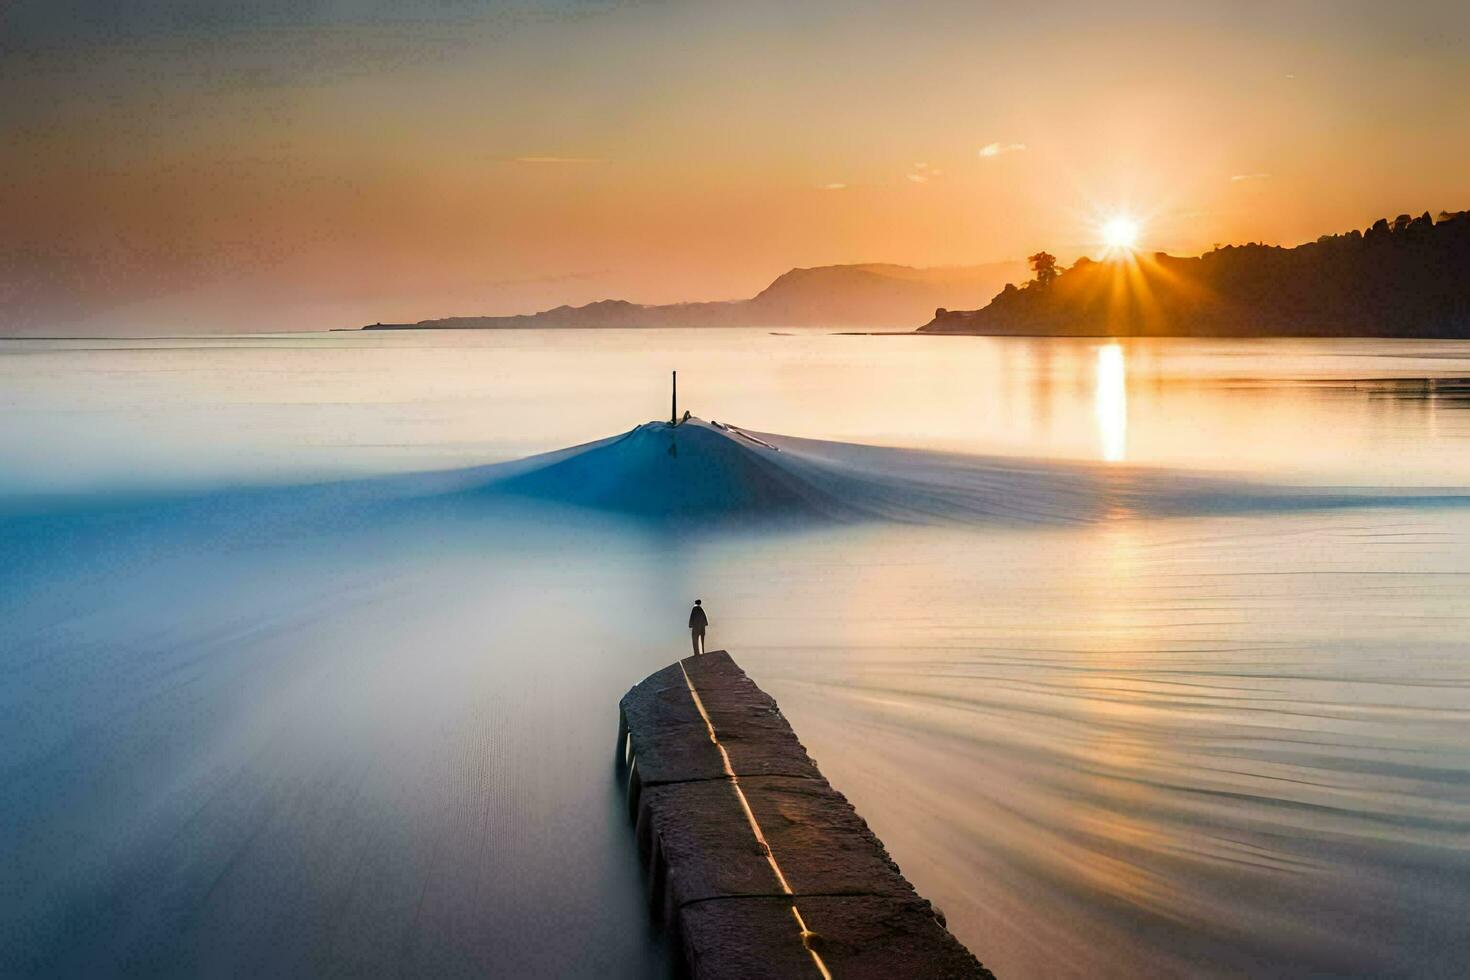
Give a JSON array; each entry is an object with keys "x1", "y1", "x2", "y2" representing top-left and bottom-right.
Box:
[{"x1": 2, "y1": 329, "x2": 1468, "y2": 977}]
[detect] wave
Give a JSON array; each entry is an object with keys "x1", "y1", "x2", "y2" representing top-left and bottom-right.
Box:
[
  {"x1": 4, "y1": 418, "x2": 1465, "y2": 540},
  {"x1": 463, "y1": 417, "x2": 1470, "y2": 527}
]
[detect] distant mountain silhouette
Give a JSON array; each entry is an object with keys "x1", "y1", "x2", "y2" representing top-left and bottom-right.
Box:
[
  {"x1": 921, "y1": 210, "x2": 1470, "y2": 337},
  {"x1": 361, "y1": 262, "x2": 1025, "y2": 331}
]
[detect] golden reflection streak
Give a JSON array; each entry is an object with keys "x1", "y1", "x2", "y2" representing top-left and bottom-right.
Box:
[
  {"x1": 1095, "y1": 343, "x2": 1127, "y2": 463},
  {"x1": 1064, "y1": 516, "x2": 1192, "y2": 916}
]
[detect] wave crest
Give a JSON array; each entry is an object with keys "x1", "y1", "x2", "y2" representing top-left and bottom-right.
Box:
[{"x1": 474, "y1": 418, "x2": 1466, "y2": 526}]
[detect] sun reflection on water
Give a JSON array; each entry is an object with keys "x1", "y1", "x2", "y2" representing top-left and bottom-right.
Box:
[{"x1": 1095, "y1": 343, "x2": 1128, "y2": 462}]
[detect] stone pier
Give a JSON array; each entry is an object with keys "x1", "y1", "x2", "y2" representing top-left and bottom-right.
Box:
[{"x1": 617, "y1": 650, "x2": 993, "y2": 979}]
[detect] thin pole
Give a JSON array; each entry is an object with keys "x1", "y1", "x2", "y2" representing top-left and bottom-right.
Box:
[{"x1": 671, "y1": 370, "x2": 677, "y2": 425}]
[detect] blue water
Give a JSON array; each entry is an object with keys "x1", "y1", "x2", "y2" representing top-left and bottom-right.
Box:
[{"x1": 3, "y1": 330, "x2": 1469, "y2": 977}]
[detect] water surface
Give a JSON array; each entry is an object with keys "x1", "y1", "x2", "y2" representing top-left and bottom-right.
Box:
[{"x1": 3, "y1": 330, "x2": 1469, "y2": 977}]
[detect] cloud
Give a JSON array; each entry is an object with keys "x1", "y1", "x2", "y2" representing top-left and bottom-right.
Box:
[
  {"x1": 818, "y1": 182, "x2": 847, "y2": 190},
  {"x1": 513, "y1": 156, "x2": 604, "y2": 164},
  {"x1": 906, "y1": 161, "x2": 940, "y2": 184},
  {"x1": 978, "y1": 142, "x2": 1026, "y2": 158},
  {"x1": 1230, "y1": 172, "x2": 1271, "y2": 182}
]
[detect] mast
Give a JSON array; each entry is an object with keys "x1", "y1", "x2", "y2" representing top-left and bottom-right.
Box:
[{"x1": 671, "y1": 370, "x2": 677, "y2": 425}]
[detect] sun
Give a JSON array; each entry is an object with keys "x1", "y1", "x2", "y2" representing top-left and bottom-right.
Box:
[{"x1": 1100, "y1": 215, "x2": 1141, "y2": 252}]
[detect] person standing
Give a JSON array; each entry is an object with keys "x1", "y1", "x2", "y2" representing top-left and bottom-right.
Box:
[{"x1": 688, "y1": 599, "x2": 708, "y2": 656}]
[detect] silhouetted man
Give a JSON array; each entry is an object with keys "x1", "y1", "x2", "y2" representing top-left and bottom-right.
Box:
[{"x1": 688, "y1": 599, "x2": 708, "y2": 656}]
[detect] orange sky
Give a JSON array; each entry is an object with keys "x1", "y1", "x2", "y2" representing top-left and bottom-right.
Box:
[{"x1": 2, "y1": 1, "x2": 1467, "y2": 334}]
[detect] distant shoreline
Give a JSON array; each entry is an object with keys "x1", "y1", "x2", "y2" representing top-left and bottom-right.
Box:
[
  {"x1": 12, "y1": 327, "x2": 1470, "y2": 342},
  {"x1": 353, "y1": 260, "x2": 1025, "y2": 334}
]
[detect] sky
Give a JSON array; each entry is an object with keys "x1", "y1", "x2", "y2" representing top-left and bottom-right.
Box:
[{"x1": 2, "y1": 0, "x2": 1468, "y2": 334}]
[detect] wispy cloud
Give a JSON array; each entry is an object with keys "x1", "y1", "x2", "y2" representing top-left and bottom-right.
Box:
[
  {"x1": 906, "y1": 161, "x2": 942, "y2": 184},
  {"x1": 513, "y1": 155, "x2": 604, "y2": 164},
  {"x1": 978, "y1": 142, "x2": 1026, "y2": 158},
  {"x1": 818, "y1": 182, "x2": 848, "y2": 190},
  {"x1": 1230, "y1": 172, "x2": 1271, "y2": 182}
]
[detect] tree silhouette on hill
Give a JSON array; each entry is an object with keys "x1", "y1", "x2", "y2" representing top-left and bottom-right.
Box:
[
  {"x1": 1028, "y1": 251, "x2": 1059, "y2": 288},
  {"x1": 923, "y1": 210, "x2": 1470, "y2": 338}
]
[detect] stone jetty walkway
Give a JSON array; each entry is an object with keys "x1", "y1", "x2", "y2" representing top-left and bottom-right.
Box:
[{"x1": 617, "y1": 650, "x2": 993, "y2": 979}]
